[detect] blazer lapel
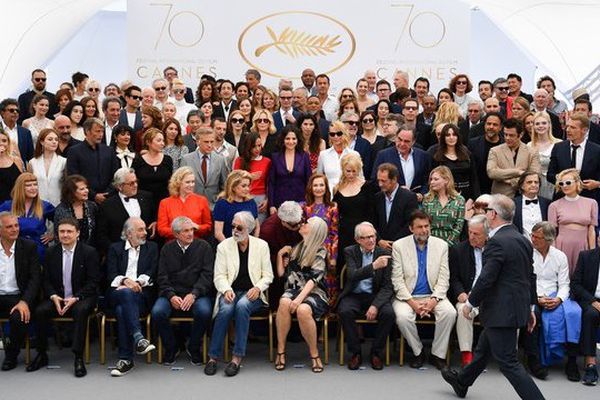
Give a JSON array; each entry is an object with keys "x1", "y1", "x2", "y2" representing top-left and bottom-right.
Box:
[{"x1": 426, "y1": 239, "x2": 439, "y2": 287}]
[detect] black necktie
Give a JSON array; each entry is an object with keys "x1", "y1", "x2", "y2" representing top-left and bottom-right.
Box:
[
  {"x1": 124, "y1": 195, "x2": 137, "y2": 202},
  {"x1": 525, "y1": 199, "x2": 538, "y2": 205},
  {"x1": 571, "y1": 144, "x2": 580, "y2": 168},
  {"x1": 224, "y1": 104, "x2": 229, "y2": 112}
]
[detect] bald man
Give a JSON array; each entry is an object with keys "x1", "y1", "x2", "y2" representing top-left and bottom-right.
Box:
[{"x1": 55, "y1": 115, "x2": 81, "y2": 157}]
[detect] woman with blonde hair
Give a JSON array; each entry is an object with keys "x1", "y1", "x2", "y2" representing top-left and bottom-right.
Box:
[
  {"x1": 250, "y1": 109, "x2": 278, "y2": 159},
  {"x1": 251, "y1": 84, "x2": 268, "y2": 110},
  {"x1": 213, "y1": 170, "x2": 259, "y2": 242},
  {"x1": 0, "y1": 131, "x2": 24, "y2": 202},
  {"x1": 433, "y1": 101, "x2": 462, "y2": 132},
  {"x1": 421, "y1": 165, "x2": 466, "y2": 246},
  {"x1": 157, "y1": 166, "x2": 211, "y2": 240},
  {"x1": 28, "y1": 128, "x2": 66, "y2": 206},
  {"x1": 0, "y1": 172, "x2": 54, "y2": 260},
  {"x1": 528, "y1": 111, "x2": 561, "y2": 199},
  {"x1": 275, "y1": 216, "x2": 329, "y2": 373},
  {"x1": 548, "y1": 168, "x2": 597, "y2": 275},
  {"x1": 261, "y1": 89, "x2": 279, "y2": 114},
  {"x1": 317, "y1": 120, "x2": 359, "y2": 194}
]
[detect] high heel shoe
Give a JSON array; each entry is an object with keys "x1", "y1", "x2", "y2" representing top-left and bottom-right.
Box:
[
  {"x1": 275, "y1": 352, "x2": 286, "y2": 371},
  {"x1": 311, "y1": 355, "x2": 323, "y2": 373}
]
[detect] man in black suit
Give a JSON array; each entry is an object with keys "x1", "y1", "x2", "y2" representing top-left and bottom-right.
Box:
[
  {"x1": 212, "y1": 80, "x2": 236, "y2": 121},
  {"x1": 469, "y1": 97, "x2": 500, "y2": 139},
  {"x1": 17, "y1": 69, "x2": 58, "y2": 123},
  {"x1": 449, "y1": 214, "x2": 488, "y2": 367},
  {"x1": 119, "y1": 85, "x2": 143, "y2": 132},
  {"x1": 415, "y1": 95, "x2": 436, "y2": 150},
  {"x1": 468, "y1": 112, "x2": 504, "y2": 195},
  {"x1": 151, "y1": 216, "x2": 214, "y2": 365},
  {"x1": 367, "y1": 80, "x2": 401, "y2": 114},
  {"x1": 574, "y1": 98, "x2": 600, "y2": 145},
  {"x1": 513, "y1": 172, "x2": 550, "y2": 236},
  {"x1": 547, "y1": 112, "x2": 600, "y2": 201},
  {"x1": 571, "y1": 241, "x2": 600, "y2": 386},
  {"x1": 0, "y1": 213, "x2": 40, "y2": 371},
  {"x1": 55, "y1": 115, "x2": 81, "y2": 157},
  {"x1": 106, "y1": 217, "x2": 158, "y2": 377},
  {"x1": 342, "y1": 111, "x2": 372, "y2": 177},
  {"x1": 27, "y1": 217, "x2": 99, "y2": 377},
  {"x1": 273, "y1": 87, "x2": 301, "y2": 134},
  {"x1": 442, "y1": 194, "x2": 544, "y2": 399},
  {"x1": 0, "y1": 98, "x2": 34, "y2": 166},
  {"x1": 338, "y1": 222, "x2": 394, "y2": 370},
  {"x1": 373, "y1": 163, "x2": 418, "y2": 251},
  {"x1": 96, "y1": 168, "x2": 156, "y2": 255}
]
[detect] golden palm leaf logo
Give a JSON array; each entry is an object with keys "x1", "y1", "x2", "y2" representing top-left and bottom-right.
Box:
[{"x1": 254, "y1": 26, "x2": 342, "y2": 58}]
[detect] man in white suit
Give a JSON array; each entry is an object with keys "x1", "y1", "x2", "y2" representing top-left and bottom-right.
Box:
[{"x1": 391, "y1": 210, "x2": 456, "y2": 370}]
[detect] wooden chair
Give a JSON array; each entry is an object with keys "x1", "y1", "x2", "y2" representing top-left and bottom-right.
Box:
[
  {"x1": 98, "y1": 312, "x2": 152, "y2": 365},
  {"x1": 398, "y1": 316, "x2": 451, "y2": 366},
  {"x1": 272, "y1": 312, "x2": 330, "y2": 365},
  {"x1": 0, "y1": 318, "x2": 30, "y2": 365},
  {"x1": 156, "y1": 317, "x2": 208, "y2": 364},
  {"x1": 49, "y1": 314, "x2": 94, "y2": 364},
  {"x1": 223, "y1": 299, "x2": 274, "y2": 362}
]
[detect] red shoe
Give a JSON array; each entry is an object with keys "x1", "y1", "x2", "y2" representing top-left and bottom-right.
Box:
[{"x1": 461, "y1": 351, "x2": 473, "y2": 367}]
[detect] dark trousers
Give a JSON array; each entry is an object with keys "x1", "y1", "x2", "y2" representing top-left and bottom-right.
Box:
[
  {"x1": 581, "y1": 303, "x2": 600, "y2": 356},
  {"x1": 458, "y1": 327, "x2": 545, "y2": 400},
  {"x1": 523, "y1": 307, "x2": 579, "y2": 360},
  {"x1": 338, "y1": 293, "x2": 395, "y2": 357},
  {"x1": 34, "y1": 297, "x2": 97, "y2": 356},
  {"x1": 108, "y1": 288, "x2": 153, "y2": 361},
  {"x1": 0, "y1": 295, "x2": 28, "y2": 359}
]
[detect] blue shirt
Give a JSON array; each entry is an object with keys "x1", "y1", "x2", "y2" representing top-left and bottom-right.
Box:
[
  {"x1": 353, "y1": 250, "x2": 373, "y2": 294},
  {"x1": 385, "y1": 184, "x2": 399, "y2": 222},
  {"x1": 212, "y1": 198, "x2": 258, "y2": 238},
  {"x1": 412, "y1": 239, "x2": 432, "y2": 296}
]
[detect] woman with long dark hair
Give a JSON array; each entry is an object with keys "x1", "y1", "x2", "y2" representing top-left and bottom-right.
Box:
[{"x1": 297, "y1": 113, "x2": 325, "y2": 172}]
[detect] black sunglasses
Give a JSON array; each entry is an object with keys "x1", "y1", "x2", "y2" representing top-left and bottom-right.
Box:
[
  {"x1": 329, "y1": 131, "x2": 343, "y2": 137},
  {"x1": 287, "y1": 217, "x2": 307, "y2": 229},
  {"x1": 231, "y1": 224, "x2": 245, "y2": 232},
  {"x1": 129, "y1": 95, "x2": 142, "y2": 101},
  {"x1": 154, "y1": 86, "x2": 167, "y2": 91},
  {"x1": 362, "y1": 118, "x2": 374, "y2": 123},
  {"x1": 231, "y1": 118, "x2": 245, "y2": 124},
  {"x1": 343, "y1": 121, "x2": 359, "y2": 126},
  {"x1": 34, "y1": 77, "x2": 47, "y2": 82}
]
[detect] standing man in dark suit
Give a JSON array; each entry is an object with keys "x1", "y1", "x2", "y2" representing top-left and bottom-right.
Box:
[
  {"x1": 273, "y1": 87, "x2": 301, "y2": 135},
  {"x1": 547, "y1": 112, "x2": 600, "y2": 201},
  {"x1": 0, "y1": 212, "x2": 41, "y2": 371},
  {"x1": 573, "y1": 98, "x2": 600, "y2": 145},
  {"x1": 442, "y1": 194, "x2": 544, "y2": 399},
  {"x1": 119, "y1": 85, "x2": 143, "y2": 132},
  {"x1": 17, "y1": 69, "x2": 58, "y2": 123},
  {"x1": 513, "y1": 172, "x2": 550, "y2": 236},
  {"x1": 212, "y1": 80, "x2": 237, "y2": 121},
  {"x1": 106, "y1": 217, "x2": 158, "y2": 377},
  {"x1": 338, "y1": 222, "x2": 395, "y2": 370},
  {"x1": 27, "y1": 217, "x2": 99, "y2": 377},
  {"x1": 449, "y1": 215, "x2": 488, "y2": 367},
  {"x1": 373, "y1": 163, "x2": 418, "y2": 250},
  {"x1": 0, "y1": 98, "x2": 34, "y2": 165},
  {"x1": 468, "y1": 112, "x2": 504, "y2": 195}
]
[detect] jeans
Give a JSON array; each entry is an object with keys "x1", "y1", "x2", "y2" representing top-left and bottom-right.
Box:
[
  {"x1": 151, "y1": 296, "x2": 213, "y2": 357},
  {"x1": 208, "y1": 291, "x2": 265, "y2": 359},
  {"x1": 109, "y1": 288, "x2": 151, "y2": 361}
]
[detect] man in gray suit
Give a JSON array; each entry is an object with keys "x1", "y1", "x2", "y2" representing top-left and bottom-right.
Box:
[{"x1": 180, "y1": 127, "x2": 228, "y2": 209}]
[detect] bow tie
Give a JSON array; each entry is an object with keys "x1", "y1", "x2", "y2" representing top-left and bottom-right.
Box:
[
  {"x1": 116, "y1": 149, "x2": 135, "y2": 160},
  {"x1": 525, "y1": 199, "x2": 538, "y2": 205},
  {"x1": 124, "y1": 195, "x2": 137, "y2": 202}
]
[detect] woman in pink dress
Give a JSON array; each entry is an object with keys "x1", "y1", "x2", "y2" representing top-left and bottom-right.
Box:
[{"x1": 548, "y1": 168, "x2": 597, "y2": 275}]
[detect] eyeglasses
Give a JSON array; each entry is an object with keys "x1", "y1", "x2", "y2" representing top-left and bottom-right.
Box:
[
  {"x1": 256, "y1": 118, "x2": 270, "y2": 123},
  {"x1": 88, "y1": 88, "x2": 100, "y2": 92},
  {"x1": 34, "y1": 77, "x2": 47, "y2": 82},
  {"x1": 358, "y1": 234, "x2": 376, "y2": 240},
  {"x1": 123, "y1": 180, "x2": 138, "y2": 186},
  {"x1": 329, "y1": 131, "x2": 343, "y2": 137},
  {"x1": 558, "y1": 180, "x2": 574, "y2": 187},
  {"x1": 279, "y1": 96, "x2": 292, "y2": 100},
  {"x1": 154, "y1": 86, "x2": 167, "y2": 91},
  {"x1": 484, "y1": 207, "x2": 496, "y2": 213},
  {"x1": 343, "y1": 120, "x2": 359, "y2": 126},
  {"x1": 342, "y1": 94, "x2": 354, "y2": 98},
  {"x1": 129, "y1": 95, "x2": 142, "y2": 101},
  {"x1": 456, "y1": 81, "x2": 468, "y2": 85},
  {"x1": 403, "y1": 106, "x2": 418, "y2": 111},
  {"x1": 468, "y1": 109, "x2": 480, "y2": 113},
  {"x1": 287, "y1": 217, "x2": 307, "y2": 229},
  {"x1": 231, "y1": 118, "x2": 245, "y2": 124},
  {"x1": 173, "y1": 89, "x2": 185, "y2": 94},
  {"x1": 362, "y1": 118, "x2": 374, "y2": 123},
  {"x1": 231, "y1": 224, "x2": 245, "y2": 232},
  {"x1": 497, "y1": 87, "x2": 509, "y2": 91},
  {"x1": 5, "y1": 108, "x2": 19, "y2": 113}
]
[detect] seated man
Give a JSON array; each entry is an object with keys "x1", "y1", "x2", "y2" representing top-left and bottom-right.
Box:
[
  {"x1": 106, "y1": 217, "x2": 158, "y2": 377},
  {"x1": 205, "y1": 212, "x2": 273, "y2": 377},
  {"x1": 151, "y1": 216, "x2": 214, "y2": 365},
  {"x1": 391, "y1": 210, "x2": 456, "y2": 369},
  {"x1": 525, "y1": 221, "x2": 581, "y2": 381},
  {"x1": 0, "y1": 212, "x2": 40, "y2": 371},
  {"x1": 28, "y1": 217, "x2": 99, "y2": 377},
  {"x1": 571, "y1": 235, "x2": 600, "y2": 386},
  {"x1": 338, "y1": 222, "x2": 395, "y2": 370},
  {"x1": 449, "y1": 215, "x2": 488, "y2": 367}
]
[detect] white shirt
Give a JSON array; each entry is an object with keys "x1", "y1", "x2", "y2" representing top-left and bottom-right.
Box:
[
  {"x1": 488, "y1": 222, "x2": 511, "y2": 238},
  {"x1": 119, "y1": 192, "x2": 141, "y2": 218},
  {"x1": 472, "y1": 247, "x2": 483, "y2": 287},
  {"x1": 1, "y1": 119, "x2": 19, "y2": 146},
  {"x1": 0, "y1": 242, "x2": 19, "y2": 295},
  {"x1": 521, "y1": 196, "x2": 542, "y2": 239},
  {"x1": 126, "y1": 112, "x2": 137, "y2": 129},
  {"x1": 220, "y1": 101, "x2": 234, "y2": 120},
  {"x1": 104, "y1": 121, "x2": 119, "y2": 145},
  {"x1": 316, "y1": 147, "x2": 360, "y2": 196},
  {"x1": 570, "y1": 137, "x2": 586, "y2": 172},
  {"x1": 213, "y1": 141, "x2": 238, "y2": 170},
  {"x1": 110, "y1": 241, "x2": 151, "y2": 287},
  {"x1": 171, "y1": 97, "x2": 197, "y2": 128},
  {"x1": 398, "y1": 149, "x2": 415, "y2": 189},
  {"x1": 533, "y1": 246, "x2": 570, "y2": 301},
  {"x1": 320, "y1": 95, "x2": 339, "y2": 122},
  {"x1": 385, "y1": 184, "x2": 399, "y2": 222}
]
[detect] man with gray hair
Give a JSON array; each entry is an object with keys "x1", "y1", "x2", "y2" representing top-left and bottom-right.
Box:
[
  {"x1": 260, "y1": 201, "x2": 303, "y2": 309},
  {"x1": 449, "y1": 214, "x2": 488, "y2": 367},
  {"x1": 205, "y1": 211, "x2": 273, "y2": 376},
  {"x1": 245, "y1": 69, "x2": 261, "y2": 92},
  {"x1": 97, "y1": 168, "x2": 156, "y2": 255},
  {"x1": 338, "y1": 221, "x2": 394, "y2": 370},
  {"x1": 493, "y1": 77, "x2": 511, "y2": 119},
  {"x1": 341, "y1": 111, "x2": 371, "y2": 176},
  {"x1": 151, "y1": 216, "x2": 214, "y2": 365},
  {"x1": 152, "y1": 78, "x2": 169, "y2": 109},
  {"x1": 106, "y1": 217, "x2": 158, "y2": 376}
]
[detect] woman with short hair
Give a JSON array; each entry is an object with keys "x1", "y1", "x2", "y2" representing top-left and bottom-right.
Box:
[{"x1": 53, "y1": 174, "x2": 98, "y2": 246}]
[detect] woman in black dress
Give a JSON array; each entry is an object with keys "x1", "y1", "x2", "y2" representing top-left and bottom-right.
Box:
[
  {"x1": 53, "y1": 175, "x2": 98, "y2": 245},
  {"x1": 0, "y1": 131, "x2": 23, "y2": 202}
]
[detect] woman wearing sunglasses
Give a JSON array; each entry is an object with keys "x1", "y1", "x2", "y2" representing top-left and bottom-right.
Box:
[
  {"x1": 548, "y1": 168, "x2": 597, "y2": 275},
  {"x1": 316, "y1": 120, "x2": 359, "y2": 195},
  {"x1": 449, "y1": 74, "x2": 476, "y2": 118},
  {"x1": 250, "y1": 109, "x2": 278, "y2": 159},
  {"x1": 225, "y1": 110, "x2": 249, "y2": 151}
]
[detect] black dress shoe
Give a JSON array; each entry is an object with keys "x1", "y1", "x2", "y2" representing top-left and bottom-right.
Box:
[
  {"x1": 371, "y1": 354, "x2": 384, "y2": 370},
  {"x1": 565, "y1": 359, "x2": 581, "y2": 382},
  {"x1": 1, "y1": 357, "x2": 17, "y2": 371},
  {"x1": 204, "y1": 359, "x2": 217, "y2": 376},
  {"x1": 442, "y1": 368, "x2": 468, "y2": 398},
  {"x1": 429, "y1": 354, "x2": 447, "y2": 370},
  {"x1": 26, "y1": 352, "x2": 48, "y2": 372},
  {"x1": 74, "y1": 357, "x2": 87, "y2": 377},
  {"x1": 527, "y1": 357, "x2": 548, "y2": 380},
  {"x1": 348, "y1": 353, "x2": 362, "y2": 370},
  {"x1": 224, "y1": 361, "x2": 240, "y2": 377},
  {"x1": 409, "y1": 352, "x2": 425, "y2": 369}
]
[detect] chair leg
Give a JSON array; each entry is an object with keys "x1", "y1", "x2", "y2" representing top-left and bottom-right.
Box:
[
  {"x1": 85, "y1": 316, "x2": 91, "y2": 364},
  {"x1": 339, "y1": 328, "x2": 345, "y2": 366},
  {"x1": 385, "y1": 335, "x2": 390, "y2": 366},
  {"x1": 100, "y1": 315, "x2": 106, "y2": 365},
  {"x1": 323, "y1": 317, "x2": 329, "y2": 365},
  {"x1": 399, "y1": 335, "x2": 405, "y2": 366},
  {"x1": 268, "y1": 312, "x2": 273, "y2": 362},
  {"x1": 203, "y1": 333, "x2": 208, "y2": 364},
  {"x1": 157, "y1": 337, "x2": 162, "y2": 364},
  {"x1": 146, "y1": 316, "x2": 152, "y2": 364}
]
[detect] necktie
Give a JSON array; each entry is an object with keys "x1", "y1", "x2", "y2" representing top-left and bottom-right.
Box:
[
  {"x1": 224, "y1": 104, "x2": 229, "y2": 112},
  {"x1": 124, "y1": 194, "x2": 137, "y2": 202},
  {"x1": 525, "y1": 199, "x2": 538, "y2": 205},
  {"x1": 201, "y1": 154, "x2": 208, "y2": 182},
  {"x1": 63, "y1": 249, "x2": 73, "y2": 299},
  {"x1": 571, "y1": 144, "x2": 580, "y2": 168}
]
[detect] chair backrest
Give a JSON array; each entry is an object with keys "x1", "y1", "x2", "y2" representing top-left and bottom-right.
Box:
[{"x1": 339, "y1": 265, "x2": 347, "y2": 290}]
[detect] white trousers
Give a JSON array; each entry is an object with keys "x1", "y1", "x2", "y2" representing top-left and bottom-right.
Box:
[{"x1": 455, "y1": 302, "x2": 480, "y2": 352}]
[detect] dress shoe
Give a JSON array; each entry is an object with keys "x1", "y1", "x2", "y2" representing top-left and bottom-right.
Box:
[
  {"x1": 26, "y1": 352, "x2": 48, "y2": 372},
  {"x1": 74, "y1": 357, "x2": 87, "y2": 378},
  {"x1": 204, "y1": 359, "x2": 217, "y2": 376},
  {"x1": 442, "y1": 368, "x2": 468, "y2": 398},
  {"x1": 370, "y1": 354, "x2": 384, "y2": 370},
  {"x1": 224, "y1": 361, "x2": 240, "y2": 377},
  {"x1": 347, "y1": 353, "x2": 362, "y2": 370},
  {"x1": 527, "y1": 356, "x2": 548, "y2": 380},
  {"x1": 429, "y1": 354, "x2": 447, "y2": 370},
  {"x1": 565, "y1": 358, "x2": 581, "y2": 382},
  {"x1": 1, "y1": 357, "x2": 17, "y2": 371},
  {"x1": 409, "y1": 352, "x2": 425, "y2": 369}
]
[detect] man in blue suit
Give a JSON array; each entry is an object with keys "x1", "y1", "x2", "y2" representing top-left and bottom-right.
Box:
[
  {"x1": 371, "y1": 125, "x2": 431, "y2": 199},
  {"x1": 0, "y1": 98, "x2": 34, "y2": 165},
  {"x1": 273, "y1": 87, "x2": 301, "y2": 135},
  {"x1": 118, "y1": 86, "x2": 143, "y2": 132}
]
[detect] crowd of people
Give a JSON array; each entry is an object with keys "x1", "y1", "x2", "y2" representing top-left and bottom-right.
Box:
[{"x1": 0, "y1": 66, "x2": 599, "y2": 394}]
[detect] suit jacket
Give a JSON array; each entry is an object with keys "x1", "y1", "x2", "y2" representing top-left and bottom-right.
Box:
[
  {"x1": 449, "y1": 240, "x2": 478, "y2": 303},
  {"x1": 415, "y1": 114, "x2": 435, "y2": 150},
  {"x1": 212, "y1": 100, "x2": 237, "y2": 120},
  {"x1": 18, "y1": 90, "x2": 58, "y2": 123},
  {"x1": 370, "y1": 146, "x2": 432, "y2": 194},
  {"x1": 571, "y1": 248, "x2": 600, "y2": 307},
  {"x1": 184, "y1": 87, "x2": 195, "y2": 104},
  {"x1": 547, "y1": 110, "x2": 563, "y2": 140},
  {"x1": 43, "y1": 242, "x2": 99, "y2": 300},
  {"x1": 513, "y1": 195, "x2": 550, "y2": 234},
  {"x1": 9, "y1": 238, "x2": 41, "y2": 306},
  {"x1": 338, "y1": 245, "x2": 393, "y2": 309},
  {"x1": 468, "y1": 122, "x2": 485, "y2": 139},
  {"x1": 352, "y1": 135, "x2": 372, "y2": 178},
  {"x1": 96, "y1": 190, "x2": 155, "y2": 254},
  {"x1": 547, "y1": 139, "x2": 600, "y2": 200},
  {"x1": 17, "y1": 126, "x2": 34, "y2": 165},
  {"x1": 273, "y1": 109, "x2": 302, "y2": 134},
  {"x1": 486, "y1": 142, "x2": 541, "y2": 197},
  {"x1": 588, "y1": 122, "x2": 600, "y2": 145},
  {"x1": 105, "y1": 240, "x2": 158, "y2": 297},
  {"x1": 373, "y1": 186, "x2": 418, "y2": 241},
  {"x1": 180, "y1": 150, "x2": 228, "y2": 207},
  {"x1": 468, "y1": 225, "x2": 537, "y2": 328},
  {"x1": 66, "y1": 141, "x2": 119, "y2": 198},
  {"x1": 468, "y1": 134, "x2": 504, "y2": 195},
  {"x1": 391, "y1": 235, "x2": 450, "y2": 301},
  {"x1": 119, "y1": 109, "x2": 143, "y2": 132}
]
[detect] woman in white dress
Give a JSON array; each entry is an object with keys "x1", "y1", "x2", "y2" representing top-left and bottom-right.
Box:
[
  {"x1": 22, "y1": 94, "x2": 54, "y2": 144},
  {"x1": 528, "y1": 111, "x2": 561, "y2": 199},
  {"x1": 27, "y1": 128, "x2": 66, "y2": 206},
  {"x1": 316, "y1": 120, "x2": 360, "y2": 195}
]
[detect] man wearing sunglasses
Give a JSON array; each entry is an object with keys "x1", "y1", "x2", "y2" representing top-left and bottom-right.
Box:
[
  {"x1": 152, "y1": 78, "x2": 170, "y2": 110},
  {"x1": 17, "y1": 69, "x2": 58, "y2": 124},
  {"x1": 273, "y1": 87, "x2": 300, "y2": 134},
  {"x1": 0, "y1": 98, "x2": 34, "y2": 165},
  {"x1": 163, "y1": 66, "x2": 194, "y2": 104},
  {"x1": 119, "y1": 85, "x2": 143, "y2": 132},
  {"x1": 492, "y1": 77, "x2": 513, "y2": 120},
  {"x1": 342, "y1": 111, "x2": 371, "y2": 177}
]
